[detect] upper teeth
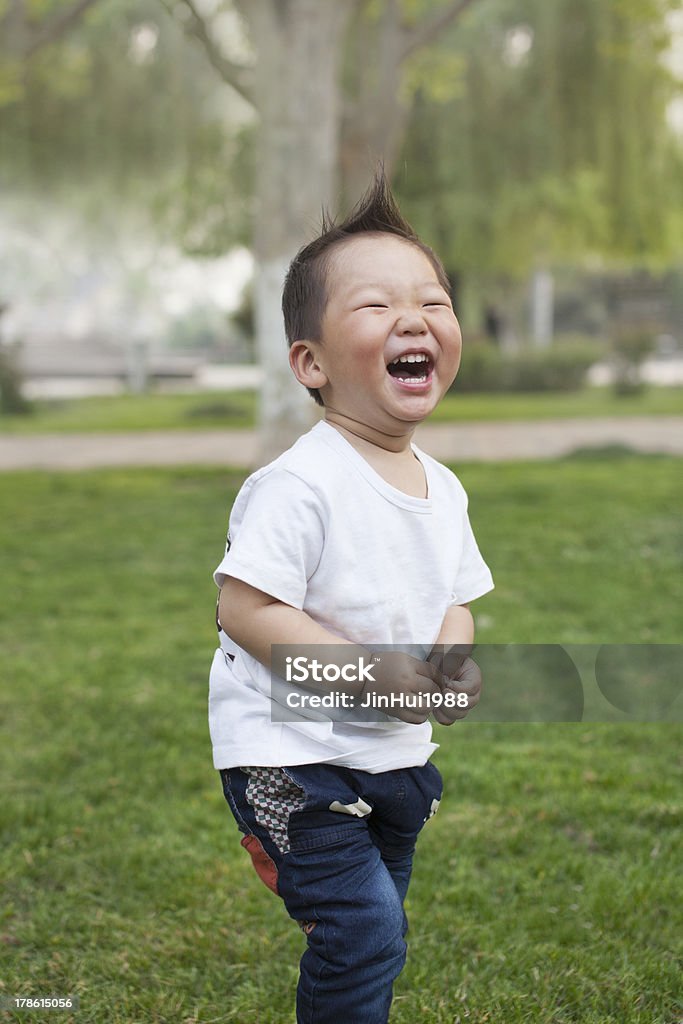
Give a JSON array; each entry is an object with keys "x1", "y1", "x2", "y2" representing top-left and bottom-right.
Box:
[{"x1": 391, "y1": 353, "x2": 428, "y2": 365}]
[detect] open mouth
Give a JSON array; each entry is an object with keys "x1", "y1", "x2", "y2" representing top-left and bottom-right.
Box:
[{"x1": 386, "y1": 352, "x2": 433, "y2": 384}]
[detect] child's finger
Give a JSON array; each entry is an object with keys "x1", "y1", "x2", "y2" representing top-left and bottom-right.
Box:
[
  {"x1": 418, "y1": 659, "x2": 447, "y2": 687},
  {"x1": 452, "y1": 657, "x2": 482, "y2": 689}
]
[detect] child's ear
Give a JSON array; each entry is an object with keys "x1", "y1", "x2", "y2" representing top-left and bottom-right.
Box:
[{"x1": 289, "y1": 341, "x2": 328, "y2": 391}]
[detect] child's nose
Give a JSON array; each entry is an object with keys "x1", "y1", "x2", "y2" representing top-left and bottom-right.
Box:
[{"x1": 396, "y1": 310, "x2": 428, "y2": 335}]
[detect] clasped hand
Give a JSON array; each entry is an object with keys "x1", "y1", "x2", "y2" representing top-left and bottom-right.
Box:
[
  {"x1": 429, "y1": 652, "x2": 482, "y2": 725},
  {"x1": 362, "y1": 648, "x2": 481, "y2": 725}
]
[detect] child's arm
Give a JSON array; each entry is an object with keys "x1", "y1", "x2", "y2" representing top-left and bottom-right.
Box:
[
  {"x1": 428, "y1": 603, "x2": 474, "y2": 677},
  {"x1": 219, "y1": 576, "x2": 445, "y2": 724},
  {"x1": 432, "y1": 603, "x2": 474, "y2": 651},
  {"x1": 427, "y1": 603, "x2": 481, "y2": 725}
]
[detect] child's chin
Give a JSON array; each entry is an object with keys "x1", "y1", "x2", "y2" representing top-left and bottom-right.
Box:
[{"x1": 391, "y1": 397, "x2": 437, "y2": 422}]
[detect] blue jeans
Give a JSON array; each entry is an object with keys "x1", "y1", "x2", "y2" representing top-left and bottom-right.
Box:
[{"x1": 220, "y1": 761, "x2": 443, "y2": 1024}]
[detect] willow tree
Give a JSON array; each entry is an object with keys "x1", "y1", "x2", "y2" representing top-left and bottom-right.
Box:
[
  {"x1": 0, "y1": 0, "x2": 254, "y2": 404},
  {"x1": 0, "y1": 0, "x2": 250, "y2": 251},
  {"x1": 396, "y1": 0, "x2": 683, "y2": 341}
]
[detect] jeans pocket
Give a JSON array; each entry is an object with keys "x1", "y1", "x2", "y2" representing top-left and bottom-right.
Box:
[
  {"x1": 409, "y1": 761, "x2": 443, "y2": 826},
  {"x1": 288, "y1": 822, "x2": 365, "y2": 853}
]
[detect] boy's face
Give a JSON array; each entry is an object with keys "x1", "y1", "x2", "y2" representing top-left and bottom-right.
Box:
[{"x1": 311, "y1": 234, "x2": 461, "y2": 431}]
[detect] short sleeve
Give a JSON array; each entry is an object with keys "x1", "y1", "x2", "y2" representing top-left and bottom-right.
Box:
[
  {"x1": 451, "y1": 503, "x2": 494, "y2": 605},
  {"x1": 213, "y1": 469, "x2": 325, "y2": 610}
]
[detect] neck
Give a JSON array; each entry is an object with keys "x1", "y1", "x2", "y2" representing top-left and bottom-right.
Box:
[{"x1": 324, "y1": 408, "x2": 416, "y2": 454}]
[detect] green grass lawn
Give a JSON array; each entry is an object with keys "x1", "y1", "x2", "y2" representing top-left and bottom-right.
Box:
[
  {"x1": 1, "y1": 457, "x2": 681, "y2": 1023},
  {"x1": 0, "y1": 391, "x2": 257, "y2": 434},
  {"x1": 432, "y1": 386, "x2": 683, "y2": 423},
  {"x1": 1, "y1": 385, "x2": 681, "y2": 434}
]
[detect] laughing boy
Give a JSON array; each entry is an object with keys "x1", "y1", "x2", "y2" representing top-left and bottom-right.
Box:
[{"x1": 209, "y1": 173, "x2": 493, "y2": 1024}]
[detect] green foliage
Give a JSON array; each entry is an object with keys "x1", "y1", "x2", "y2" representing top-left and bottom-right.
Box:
[
  {"x1": 611, "y1": 327, "x2": 657, "y2": 395},
  {"x1": 0, "y1": 0, "x2": 253, "y2": 253},
  {"x1": 0, "y1": 58, "x2": 24, "y2": 105},
  {"x1": 397, "y1": 0, "x2": 683, "y2": 275},
  {"x1": 150, "y1": 123, "x2": 254, "y2": 256},
  {"x1": 402, "y1": 47, "x2": 467, "y2": 104},
  {"x1": 3, "y1": 0, "x2": 680, "y2": 273},
  {"x1": 612, "y1": 328, "x2": 656, "y2": 366},
  {"x1": 454, "y1": 340, "x2": 602, "y2": 392}
]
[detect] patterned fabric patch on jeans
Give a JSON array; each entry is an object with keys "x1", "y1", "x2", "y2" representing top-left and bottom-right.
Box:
[{"x1": 241, "y1": 766, "x2": 306, "y2": 854}]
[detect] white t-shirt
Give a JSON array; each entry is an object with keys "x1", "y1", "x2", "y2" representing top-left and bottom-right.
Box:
[{"x1": 209, "y1": 420, "x2": 494, "y2": 773}]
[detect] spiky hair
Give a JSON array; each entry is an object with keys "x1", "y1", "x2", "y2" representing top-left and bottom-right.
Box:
[{"x1": 282, "y1": 170, "x2": 450, "y2": 405}]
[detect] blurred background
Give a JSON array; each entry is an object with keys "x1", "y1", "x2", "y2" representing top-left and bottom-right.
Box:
[{"x1": 1, "y1": 0, "x2": 682, "y2": 456}]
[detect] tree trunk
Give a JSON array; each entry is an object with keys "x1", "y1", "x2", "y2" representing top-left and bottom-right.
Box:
[
  {"x1": 177, "y1": 0, "x2": 480, "y2": 457},
  {"x1": 530, "y1": 268, "x2": 554, "y2": 348},
  {"x1": 237, "y1": 0, "x2": 354, "y2": 460},
  {"x1": 339, "y1": 0, "x2": 478, "y2": 204},
  {"x1": 340, "y1": 0, "x2": 408, "y2": 205}
]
